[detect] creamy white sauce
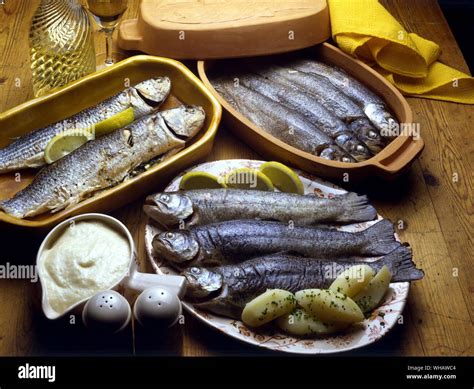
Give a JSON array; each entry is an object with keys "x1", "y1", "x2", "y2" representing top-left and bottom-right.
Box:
[{"x1": 40, "y1": 221, "x2": 131, "y2": 314}]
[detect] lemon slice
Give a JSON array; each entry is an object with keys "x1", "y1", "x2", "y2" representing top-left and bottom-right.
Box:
[
  {"x1": 44, "y1": 129, "x2": 95, "y2": 164},
  {"x1": 179, "y1": 171, "x2": 227, "y2": 190},
  {"x1": 259, "y1": 161, "x2": 304, "y2": 194},
  {"x1": 224, "y1": 168, "x2": 274, "y2": 191},
  {"x1": 93, "y1": 107, "x2": 135, "y2": 137}
]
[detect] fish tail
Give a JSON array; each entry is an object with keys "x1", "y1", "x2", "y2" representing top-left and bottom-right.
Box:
[
  {"x1": 382, "y1": 245, "x2": 424, "y2": 282},
  {"x1": 0, "y1": 148, "x2": 11, "y2": 173},
  {"x1": 0, "y1": 199, "x2": 17, "y2": 218},
  {"x1": 339, "y1": 193, "x2": 377, "y2": 222},
  {"x1": 0, "y1": 192, "x2": 30, "y2": 219},
  {"x1": 362, "y1": 219, "x2": 400, "y2": 256}
]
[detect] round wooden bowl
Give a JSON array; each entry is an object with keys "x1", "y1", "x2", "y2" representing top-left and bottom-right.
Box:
[{"x1": 198, "y1": 43, "x2": 424, "y2": 181}]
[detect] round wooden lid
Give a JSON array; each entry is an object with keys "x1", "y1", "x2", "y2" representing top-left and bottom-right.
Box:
[{"x1": 118, "y1": 0, "x2": 330, "y2": 59}]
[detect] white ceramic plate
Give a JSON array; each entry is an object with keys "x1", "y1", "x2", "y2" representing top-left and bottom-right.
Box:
[{"x1": 144, "y1": 159, "x2": 409, "y2": 354}]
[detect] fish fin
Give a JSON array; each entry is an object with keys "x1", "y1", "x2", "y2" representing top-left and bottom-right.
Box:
[
  {"x1": 50, "y1": 183, "x2": 101, "y2": 214},
  {"x1": 57, "y1": 196, "x2": 82, "y2": 213},
  {"x1": 362, "y1": 219, "x2": 400, "y2": 256},
  {"x1": 0, "y1": 151, "x2": 44, "y2": 173},
  {"x1": 265, "y1": 250, "x2": 297, "y2": 258},
  {"x1": 24, "y1": 153, "x2": 46, "y2": 169},
  {"x1": 0, "y1": 200, "x2": 18, "y2": 217},
  {"x1": 384, "y1": 245, "x2": 424, "y2": 282},
  {"x1": 339, "y1": 193, "x2": 377, "y2": 222},
  {"x1": 50, "y1": 201, "x2": 72, "y2": 214},
  {"x1": 161, "y1": 147, "x2": 183, "y2": 161},
  {"x1": 193, "y1": 285, "x2": 243, "y2": 320},
  {"x1": 194, "y1": 299, "x2": 242, "y2": 321}
]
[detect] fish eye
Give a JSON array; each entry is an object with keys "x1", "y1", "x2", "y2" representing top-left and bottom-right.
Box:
[
  {"x1": 342, "y1": 157, "x2": 351, "y2": 163},
  {"x1": 165, "y1": 232, "x2": 175, "y2": 239},
  {"x1": 356, "y1": 145, "x2": 366, "y2": 152},
  {"x1": 190, "y1": 267, "x2": 200, "y2": 275},
  {"x1": 368, "y1": 130, "x2": 378, "y2": 139},
  {"x1": 160, "y1": 194, "x2": 170, "y2": 202}
]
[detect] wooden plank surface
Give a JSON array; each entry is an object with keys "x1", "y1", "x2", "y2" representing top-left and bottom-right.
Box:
[{"x1": 0, "y1": 0, "x2": 472, "y2": 356}]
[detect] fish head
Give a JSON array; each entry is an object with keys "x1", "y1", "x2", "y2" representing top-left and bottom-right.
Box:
[
  {"x1": 182, "y1": 267, "x2": 223, "y2": 299},
  {"x1": 364, "y1": 104, "x2": 398, "y2": 140},
  {"x1": 335, "y1": 132, "x2": 372, "y2": 162},
  {"x1": 144, "y1": 193, "x2": 194, "y2": 227},
  {"x1": 134, "y1": 77, "x2": 171, "y2": 107},
  {"x1": 349, "y1": 118, "x2": 386, "y2": 154},
  {"x1": 152, "y1": 230, "x2": 199, "y2": 264},
  {"x1": 161, "y1": 106, "x2": 206, "y2": 138},
  {"x1": 318, "y1": 145, "x2": 355, "y2": 163}
]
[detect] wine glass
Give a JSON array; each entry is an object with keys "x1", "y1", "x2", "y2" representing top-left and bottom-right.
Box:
[{"x1": 84, "y1": 0, "x2": 128, "y2": 68}]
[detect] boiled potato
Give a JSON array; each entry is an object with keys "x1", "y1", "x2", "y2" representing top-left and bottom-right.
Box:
[
  {"x1": 329, "y1": 265, "x2": 375, "y2": 297},
  {"x1": 295, "y1": 289, "x2": 364, "y2": 323},
  {"x1": 276, "y1": 309, "x2": 348, "y2": 336},
  {"x1": 353, "y1": 265, "x2": 392, "y2": 313},
  {"x1": 241, "y1": 289, "x2": 296, "y2": 327}
]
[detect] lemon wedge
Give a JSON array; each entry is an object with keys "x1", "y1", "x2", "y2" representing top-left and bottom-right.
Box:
[
  {"x1": 259, "y1": 161, "x2": 304, "y2": 194},
  {"x1": 179, "y1": 171, "x2": 227, "y2": 190},
  {"x1": 224, "y1": 168, "x2": 274, "y2": 191},
  {"x1": 44, "y1": 129, "x2": 94, "y2": 164},
  {"x1": 93, "y1": 107, "x2": 135, "y2": 137}
]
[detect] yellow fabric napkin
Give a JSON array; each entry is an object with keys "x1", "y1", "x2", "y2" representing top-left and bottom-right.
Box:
[{"x1": 327, "y1": 0, "x2": 474, "y2": 104}]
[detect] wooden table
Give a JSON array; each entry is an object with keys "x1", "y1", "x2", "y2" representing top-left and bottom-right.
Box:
[{"x1": 0, "y1": 0, "x2": 472, "y2": 356}]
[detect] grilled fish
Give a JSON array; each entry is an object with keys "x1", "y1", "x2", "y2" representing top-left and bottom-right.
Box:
[
  {"x1": 144, "y1": 189, "x2": 377, "y2": 228},
  {"x1": 213, "y1": 78, "x2": 354, "y2": 162},
  {"x1": 286, "y1": 59, "x2": 398, "y2": 136},
  {"x1": 254, "y1": 66, "x2": 386, "y2": 154},
  {"x1": 0, "y1": 77, "x2": 171, "y2": 173},
  {"x1": 0, "y1": 106, "x2": 205, "y2": 218},
  {"x1": 236, "y1": 74, "x2": 372, "y2": 161},
  {"x1": 182, "y1": 246, "x2": 424, "y2": 319},
  {"x1": 152, "y1": 219, "x2": 402, "y2": 267}
]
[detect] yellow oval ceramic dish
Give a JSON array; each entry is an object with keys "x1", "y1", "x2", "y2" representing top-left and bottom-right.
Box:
[{"x1": 0, "y1": 55, "x2": 222, "y2": 230}]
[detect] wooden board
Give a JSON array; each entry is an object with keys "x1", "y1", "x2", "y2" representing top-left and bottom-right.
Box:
[
  {"x1": 118, "y1": 0, "x2": 330, "y2": 59},
  {"x1": 0, "y1": 0, "x2": 472, "y2": 356}
]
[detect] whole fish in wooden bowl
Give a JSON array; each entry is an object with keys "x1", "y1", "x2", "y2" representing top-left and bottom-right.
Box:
[{"x1": 198, "y1": 43, "x2": 424, "y2": 181}]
